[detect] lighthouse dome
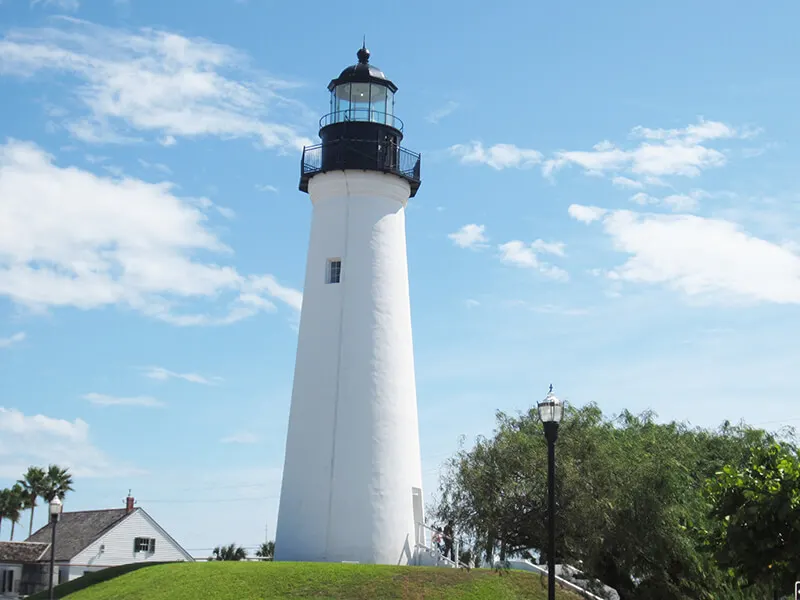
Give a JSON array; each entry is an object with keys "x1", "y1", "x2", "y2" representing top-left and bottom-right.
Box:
[{"x1": 327, "y1": 45, "x2": 398, "y2": 93}]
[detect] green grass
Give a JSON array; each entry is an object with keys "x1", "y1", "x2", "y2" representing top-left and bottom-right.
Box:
[
  {"x1": 27, "y1": 562, "x2": 172, "y2": 600},
  {"x1": 45, "y1": 561, "x2": 582, "y2": 600}
]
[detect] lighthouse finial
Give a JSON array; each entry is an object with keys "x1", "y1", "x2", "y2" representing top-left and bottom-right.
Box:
[{"x1": 357, "y1": 38, "x2": 370, "y2": 64}]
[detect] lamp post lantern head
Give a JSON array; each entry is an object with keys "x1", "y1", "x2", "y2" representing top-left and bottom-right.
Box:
[
  {"x1": 49, "y1": 496, "x2": 62, "y2": 517},
  {"x1": 538, "y1": 385, "x2": 563, "y2": 425}
]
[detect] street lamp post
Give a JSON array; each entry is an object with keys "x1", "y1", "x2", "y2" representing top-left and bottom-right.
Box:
[
  {"x1": 538, "y1": 385, "x2": 563, "y2": 600},
  {"x1": 48, "y1": 497, "x2": 62, "y2": 600}
]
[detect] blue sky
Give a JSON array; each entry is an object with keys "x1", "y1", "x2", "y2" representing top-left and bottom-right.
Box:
[{"x1": 1, "y1": 0, "x2": 799, "y2": 556}]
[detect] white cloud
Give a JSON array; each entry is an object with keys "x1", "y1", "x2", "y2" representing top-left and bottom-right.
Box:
[
  {"x1": 543, "y1": 119, "x2": 752, "y2": 181},
  {"x1": 498, "y1": 241, "x2": 569, "y2": 281},
  {"x1": 255, "y1": 184, "x2": 278, "y2": 193},
  {"x1": 0, "y1": 19, "x2": 313, "y2": 150},
  {"x1": 570, "y1": 205, "x2": 800, "y2": 304},
  {"x1": 612, "y1": 176, "x2": 644, "y2": 189},
  {"x1": 249, "y1": 275, "x2": 303, "y2": 311},
  {"x1": 82, "y1": 392, "x2": 164, "y2": 407},
  {"x1": 137, "y1": 158, "x2": 172, "y2": 175},
  {"x1": 530, "y1": 239, "x2": 566, "y2": 257},
  {"x1": 0, "y1": 139, "x2": 301, "y2": 325},
  {"x1": 448, "y1": 224, "x2": 488, "y2": 249},
  {"x1": 159, "y1": 135, "x2": 176, "y2": 147},
  {"x1": 220, "y1": 431, "x2": 259, "y2": 444},
  {"x1": 30, "y1": 0, "x2": 79, "y2": 11},
  {"x1": 629, "y1": 189, "x2": 708, "y2": 212},
  {"x1": 215, "y1": 206, "x2": 236, "y2": 220},
  {"x1": 0, "y1": 331, "x2": 25, "y2": 348},
  {"x1": 142, "y1": 366, "x2": 221, "y2": 385},
  {"x1": 0, "y1": 407, "x2": 141, "y2": 477},
  {"x1": 465, "y1": 299, "x2": 480, "y2": 308},
  {"x1": 426, "y1": 100, "x2": 459, "y2": 124},
  {"x1": 568, "y1": 204, "x2": 606, "y2": 224},
  {"x1": 449, "y1": 142, "x2": 542, "y2": 170}
]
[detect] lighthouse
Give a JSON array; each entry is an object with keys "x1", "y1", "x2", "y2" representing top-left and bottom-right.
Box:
[{"x1": 274, "y1": 45, "x2": 424, "y2": 565}]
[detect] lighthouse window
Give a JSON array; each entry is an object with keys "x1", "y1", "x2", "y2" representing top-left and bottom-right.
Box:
[{"x1": 327, "y1": 259, "x2": 342, "y2": 284}]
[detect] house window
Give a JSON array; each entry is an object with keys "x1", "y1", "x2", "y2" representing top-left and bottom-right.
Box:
[
  {"x1": 134, "y1": 537, "x2": 156, "y2": 553},
  {"x1": 327, "y1": 259, "x2": 342, "y2": 284}
]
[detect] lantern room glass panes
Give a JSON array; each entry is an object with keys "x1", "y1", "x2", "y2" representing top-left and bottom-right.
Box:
[
  {"x1": 350, "y1": 83, "x2": 370, "y2": 120},
  {"x1": 330, "y1": 82, "x2": 396, "y2": 127}
]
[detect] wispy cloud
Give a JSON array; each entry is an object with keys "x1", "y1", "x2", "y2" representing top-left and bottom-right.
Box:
[
  {"x1": 449, "y1": 142, "x2": 542, "y2": 170},
  {"x1": 498, "y1": 240, "x2": 569, "y2": 281},
  {"x1": 82, "y1": 393, "x2": 164, "y2": 407},
  {"x1": 0, "y1": 19, "x2": 313, "y2": 150},
  {"x1": 426, "y1": 100, "x2": 459, "y2": 124},
  {"x1": 255, "y1": 184, "x2": 278, "y2": 193},
  {"x1": 448, "y1": 224, "x2": 488, "y2": 249},
  {"x1": 0, "y1": 407, "x2": 142, "y2": 477},
  {"x1": 29, "y1": 0, "x2": 80, "y2": 11},
  {"x1": 0, "y1": 332, "x2": 25, "y2": 348},
  {"x1": 137, "y1": 158, "x2": 172, "y2": 175},
  {"x1": 612, "y1": 176, "x2": 644, "y2": 190},
  {"x1": 142, "y1": 366, "x2": 221, "y2": 385},
  {"x1": 569, "y1": 204, "x2": 800, "y2": 304},
  {"x1": 543, "y1": 119, "x2": 753, "y2": 180},
  {"x1": 0, "y1": 139, "x2": 301, "y2": 325},
  {"x1": 220, "y1": 431, "x2": 259, "y2": 444}
]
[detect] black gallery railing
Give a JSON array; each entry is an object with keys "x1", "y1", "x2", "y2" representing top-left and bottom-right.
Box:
[
  {"x1": 319, "y1": 109, "x2": 404, "y2": 131},
  {"x1": 301, "y1": 139, "x2": 421, "y2": 189}
]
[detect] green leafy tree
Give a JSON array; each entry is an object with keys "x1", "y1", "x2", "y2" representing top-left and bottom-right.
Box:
[
  {"x1": 18, "y1": 466, "x2": 47, "y2": 538},
  {"x1": 0, "y1": 488, "x2": 12, "y2": 538},
  {"x1": 435, "y1": 404, "x2": 779, "y2": 600},
  {"x1": 703, "y1": 442, "x2": 800, "y2": 597},
  {"x1": 256, "y1": 541, "x2": 274, "y2": 560},
  {"x1": 210, "y1": 544, "x2": 247, "y2": 561},
  {"x1": 5, "y1": 483, "x2": 25, "y2": 541},
  {"x1": 42, "y1": 464, "x2": 74, "y2": 502}
]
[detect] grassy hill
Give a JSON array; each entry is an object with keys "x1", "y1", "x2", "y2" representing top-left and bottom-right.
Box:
[{"x1": 41, "y1": 561, "x2": 583, "y2": 600}]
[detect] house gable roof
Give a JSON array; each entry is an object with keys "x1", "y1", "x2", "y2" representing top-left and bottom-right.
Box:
[
  {"x1": 26, "y1": 508, "x2": 132, "y2": 561},
  {"x1": 0, "y1": 541, "x2": 51, "y2": 564}
]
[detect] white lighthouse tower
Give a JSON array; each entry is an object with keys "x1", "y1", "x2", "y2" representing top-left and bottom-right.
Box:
[{"x1": 274, "y1": 45, "x2": 424, "y2": 565}]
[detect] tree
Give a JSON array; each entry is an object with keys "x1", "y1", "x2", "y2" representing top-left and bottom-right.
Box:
[
  {"x1": 0, "y1": 488, "x2": 12, "y2": 538},
  {"x1": 703, "y1": 441, "x2": 800, "y2": 597},
  {"x1": 41, "y1": 464, "x2": 74, "y2": 503},
  {"x1": 5, "y1": 484, "x2": 25, "y2": 541},
  {"x1": 210, "y1": 544, "x2": 247, "y2": 561},
  {"x1": 18, "y1": 466, "x2": 47, "y2": 538},
  {"x1": 434, "y1": 403, "x2": 779, "y2": 600},
  {"x1": 255, "y1": 541, "x2": 274, "y2": 560}
]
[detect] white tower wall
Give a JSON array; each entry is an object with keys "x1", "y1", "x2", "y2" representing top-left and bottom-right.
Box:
[{"x1": 275, "y1": 170, "x2": 424, "y2": 565}]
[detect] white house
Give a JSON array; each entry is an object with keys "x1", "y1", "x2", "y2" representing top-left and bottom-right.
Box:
[{"x1": 0, "y1": 495, "x2": 192, "y2": 597}]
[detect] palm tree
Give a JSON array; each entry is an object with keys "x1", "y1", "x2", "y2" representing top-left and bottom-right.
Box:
[
  {"x1": 42, "y1": 464, "x2": 74, "y2": 502},
  {"x1": 6, "y1": 484, "x2": 25, "y2": 541},
  {"x1": 255, "y1": 541, "x2": 274, "y2": 560},
  {"x1": 210, "y1": 544, "x2": 247, "y2": 561},
  {"x1": 0, "y1": 488, "x2": 12, "y2": 538},
  {"x1": 18, "y1": 466, "x2": 47, "y2": 538}
]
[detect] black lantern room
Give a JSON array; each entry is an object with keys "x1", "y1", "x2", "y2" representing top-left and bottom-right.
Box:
[{"x1": 299, "y1": 44, "x2": 421, "y2": 197}]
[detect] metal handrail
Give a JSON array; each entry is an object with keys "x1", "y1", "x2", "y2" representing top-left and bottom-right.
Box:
[
  {"x1": 301, "y1": 139, "x2": 421, "y2": 182},
  {"x1": 415, "y1": 521, "x2": 469, "y2": 569},
  {"x1": 319, "y1": 109, "x2": 404, "y2": 131},
  {"x1": 496, "y1": 559, "x2": 611, "y2": 600}
]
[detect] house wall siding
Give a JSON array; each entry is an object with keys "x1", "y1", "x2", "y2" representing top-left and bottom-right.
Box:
[{"x1": 67, "y1": 510, "x2": 189, "y2": 581}]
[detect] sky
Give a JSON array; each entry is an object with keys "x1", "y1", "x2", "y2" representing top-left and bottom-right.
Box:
[{"x1": 1, "y1": 0, "x2": 799, "y2": 557}]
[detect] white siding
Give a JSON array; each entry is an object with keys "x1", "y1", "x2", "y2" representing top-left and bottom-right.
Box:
[
  {"x1": 69, "y1": 509, "x2": 191, "y2": 570},
  {"x1": 275, "y1": 170, "x2": 424, "y2": 565}
]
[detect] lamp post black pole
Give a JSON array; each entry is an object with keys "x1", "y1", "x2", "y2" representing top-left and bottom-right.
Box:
[
  {"x1": 48, "y1": 513, "x2": 57, "y2": 600},
  {"x1": 544, "y1": 421, "x2": 559, "y2": 600}
]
